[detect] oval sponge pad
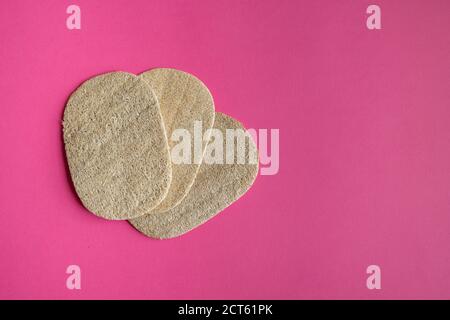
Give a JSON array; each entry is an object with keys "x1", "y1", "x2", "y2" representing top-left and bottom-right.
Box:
[
  {"x1": 140, "y1": 68, "x2": 215, "y2": 213},
  {"x1": 129, "y1": 112, "x2": 259, "y2": 239},
  {"x1": 63, "y1": 71, "x2": 172, "y2": 220}
]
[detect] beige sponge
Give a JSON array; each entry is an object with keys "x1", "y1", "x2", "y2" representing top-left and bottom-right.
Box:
[
  {"x1": 63, "y1": 71, "x2": 172, "y2": 220},
  {"x1": 140, "y1": 68, "x2": 215, "y2": 213},
  {"x1": 129, "y1": 112, "x2": 258, "y2": 239}
]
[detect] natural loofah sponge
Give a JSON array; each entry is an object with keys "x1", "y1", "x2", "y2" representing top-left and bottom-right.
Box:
[
  {"x1": 63, "y1": 71, "x2": 172, "y2": 220},
  {"x1": 140, "y1": 68, "x2": 215, "y2": 213},
  {"x1": 129, "y1": 112, "x2": 258, "y2": 239}
]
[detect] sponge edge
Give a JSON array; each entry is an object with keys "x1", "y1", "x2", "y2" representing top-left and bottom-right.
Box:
[
  {"x1": 140, "y1": 68, "x2": 215, "y2": 213},
  {"x1": 63, "y1": 71, "x2": 172, "y2": 220},
  {"x1": 129, "y1": 112, "x2": 259, "y2": 239}
]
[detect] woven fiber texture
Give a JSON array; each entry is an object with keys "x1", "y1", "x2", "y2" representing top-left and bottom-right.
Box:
[
  {"x1": 129, "y1": 112, "x2": 259, "y2": 239},
  {"x1": 140, "y1": 68, "x2": 215, "y2": 213},
  {"x1": 63, "y1": 71, "x2": 171, "y2": 220}
]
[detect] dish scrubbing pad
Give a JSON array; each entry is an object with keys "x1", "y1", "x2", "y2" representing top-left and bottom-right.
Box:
[
  {"x1": 129, "y1": 112, "x2": 258, "y2": 239},
  {"x1": 63, "y1": 71, "x2": 172, "y2": 220},
  {"x1": 140, "y1": 68, "x2": 215, "y2": 213}
]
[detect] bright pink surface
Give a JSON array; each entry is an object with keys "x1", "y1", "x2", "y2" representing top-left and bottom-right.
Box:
[{"x1": 0, "y1": 0, "x2": 449, "y2": 299}]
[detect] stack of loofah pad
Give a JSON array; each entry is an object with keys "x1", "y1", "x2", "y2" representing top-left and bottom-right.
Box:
[{"x1": 63, "y1": 68, "x2": 258, "y2": 239}]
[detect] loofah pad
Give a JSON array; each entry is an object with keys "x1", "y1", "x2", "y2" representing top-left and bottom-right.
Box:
[
  {"x1": 140, "y1": 68, "x2": 215, "y2": 213},
  {"x1": 129, "y1": 112, "x2": 258, "y2": 239},
  {"x1": 63, "y1": 71, "x2": 172, "y2": 220}
]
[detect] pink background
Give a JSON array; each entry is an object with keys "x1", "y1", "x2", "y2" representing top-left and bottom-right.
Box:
[{"x1": 0, "y1": 0, "x2": 449, "y2": 299}]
